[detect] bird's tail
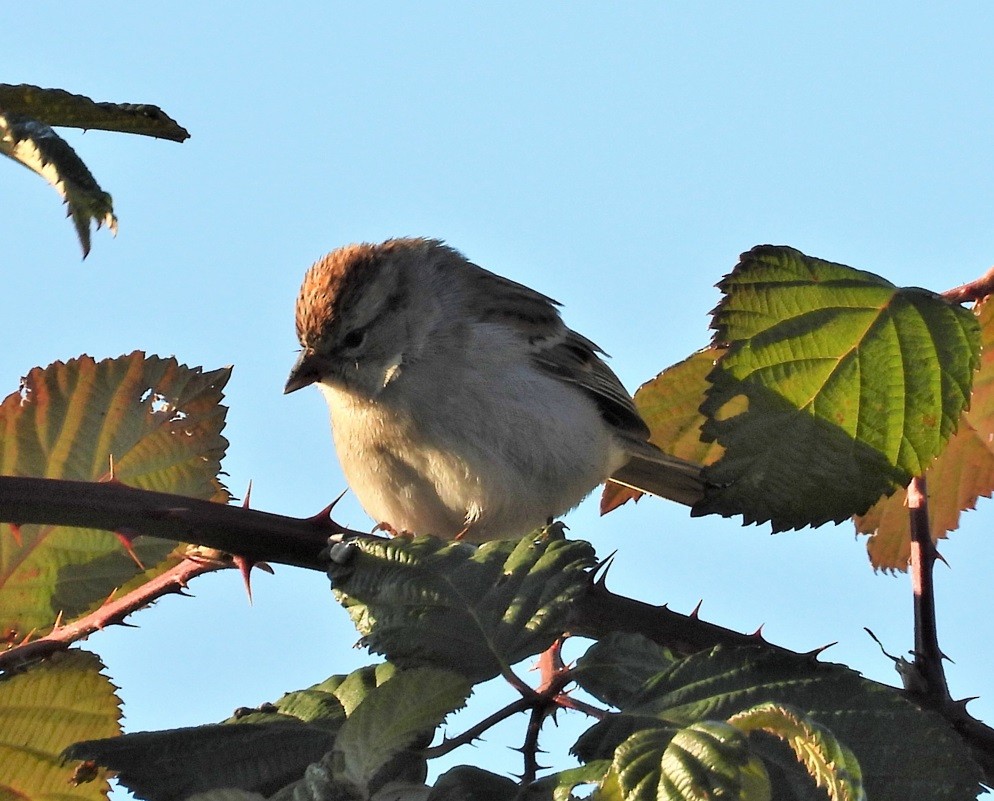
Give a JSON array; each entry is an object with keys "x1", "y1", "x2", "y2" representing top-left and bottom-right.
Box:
[{"x1": 609, "y1": 451, "x2": 705, "y2": 507}]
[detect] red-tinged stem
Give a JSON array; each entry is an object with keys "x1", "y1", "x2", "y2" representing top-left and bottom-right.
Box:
[
  {"x1": 943, "y1": 266, "x2": 994, "y2": 304},
  {"x1": 0, "y1": 556, "x2": 223, "y2": 672},
  {"x1": 907, "y1": 476, "x2": 951, "y2": 704}
]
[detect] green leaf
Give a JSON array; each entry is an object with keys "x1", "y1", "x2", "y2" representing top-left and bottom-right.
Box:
[
  {"x1": 0, "y1": 111, "x2": 116, "y2": 257},
  {"x1": 858, "y1": 297, "x2": 994, "y2": 569},
  {"x1": 602, "y1": 722, "x2": 771, "y2": 801},
  {"x1": 572, "y1": 632, "x2": 678, "y2": 709},
  {"x1": 698, "y1": 245, "x2": 981, "y2": 531},
  {"x1": 329, "y1": 533, "x2": 596, "y2": 682},
  {"x1": 0, "y1": 649, "x2": 121, "y2": 801},
  {"x1": 333, "y1": 667, "x2": 471, "y2": 791},
  {"x1": 574, "y1": 643, "x2": 981, "y2": 801},
  {"x1": 729, "y1": 703, "x2": 864, "y2": 801},
  {"x1": 0, "y1": 353, "x2": 230, "y2": 638},
  {"x1": 0, "y1": 84, "x2": 190, "y2": 141}
]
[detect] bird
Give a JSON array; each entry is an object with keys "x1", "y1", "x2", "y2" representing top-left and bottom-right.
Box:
[{"x1": 285, "y1": 238, "x2": 703, "y2": 542}]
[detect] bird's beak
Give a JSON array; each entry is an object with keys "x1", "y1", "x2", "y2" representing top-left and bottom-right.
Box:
[{"x1": 284, "y1": 351, "x2": 328, "y2": 394}]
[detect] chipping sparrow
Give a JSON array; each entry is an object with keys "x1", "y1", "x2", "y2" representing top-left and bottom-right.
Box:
[{"x1": 285, "y1": 238, "x2": 703, "y2": 542}]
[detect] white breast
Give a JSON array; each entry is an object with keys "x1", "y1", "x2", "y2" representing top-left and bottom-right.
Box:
[{"x1": 318, "y1": 338, "x2": 627, "y2": 541}]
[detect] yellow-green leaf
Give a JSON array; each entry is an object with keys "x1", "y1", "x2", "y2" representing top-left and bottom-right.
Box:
[
  {"x1": 0, "y1": 353, "x2": 230, "y2": 637},
  {"x1": 729, "y1": 702, "x2": 865, "y2": 801},
  {"x1": 0, "y1": 649, "x2": 121, "y2": 801}
]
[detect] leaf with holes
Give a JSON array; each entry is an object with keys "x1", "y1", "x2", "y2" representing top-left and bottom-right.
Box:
[
  {"x1": 697, "y1": 245, "x2": 980, "y2": 531},
  {"x1": 0, "y1": 352, "x2": 230, "y2": 638},
  {"x1": 857, "y1": 297, "x2": 994, "y2": 569},
  {"x1": 0, "y1": 649, "x2": 121, "y2": 801},
  {"x1": 328, "y1": 532, "x2": 596, "y2": 683}
]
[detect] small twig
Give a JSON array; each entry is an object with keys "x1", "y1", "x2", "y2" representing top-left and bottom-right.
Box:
[
  {"x1": 0, "y1": 555, "x2": 223, "y2": 672},
  {"x1": 907, "y1": 476, "x2": 951, "y2": 704},
  {"x1": 421, "y1": 696, "x2": 533, "y2": 758},
  {"x1": 943, "y1": 266, "x2": 994, "y2": 304}
]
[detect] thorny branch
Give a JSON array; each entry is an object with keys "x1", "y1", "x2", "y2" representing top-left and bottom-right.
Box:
[{"x1": 2, "y1": 475, "x2": 994, "y2": 782}]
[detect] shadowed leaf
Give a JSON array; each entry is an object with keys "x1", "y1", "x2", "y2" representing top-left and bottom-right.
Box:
[
  {"x1": 697, "y1": 245, "x2": 980, "y2": 531},
  {"x1": 329, "y1": 533, "x2": 596, "y2": 683},
  {"x1": 573, "y1": 642, "x2": 981, "y2": 801}
]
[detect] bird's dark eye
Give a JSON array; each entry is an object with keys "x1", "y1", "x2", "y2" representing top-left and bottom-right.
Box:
[{"x1": 342, "y1": 327, "x2": 366, "y2": 350}]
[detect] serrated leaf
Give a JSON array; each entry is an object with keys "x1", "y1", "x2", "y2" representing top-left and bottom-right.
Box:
[
  {"x1": 333, "y1": 668, "x2": 471, "y2": 791},
  {"x1": 602, "y1": 348, "x2": 726, "y2": 514},
  {"x1": 0, "y1": 84, "x2": 190, "y2": 141},
  {"x1": 572, "y1": 632, "x2": 678, "y2": 709},
  {"x1": 729, "y1": 703, "x2": 863, "y2": 801},
  {"x1": 574, "y1": 643, "x2": 981, "y2": 801},
  {"x1": 0, "y1": 649, "x2": 121, "y2": 801},
  {"x1": 67, "y1": 721, "x2": 336, "y2": 801},
  {"x1": 0, "y1": 112, "x2": 116, "y2": 257},
  {"x1": 329, "y1": 533, "x2": 596, "y2": 683},
  {"x1": 0, "y1": 352, "x2": 230, "y2": 638},
  {"x1": 698, "y1": 245, "x2": 980, "y2": 531},
  {"x1": 857, "y1": 297, "x2": 994, "y2": 569}
]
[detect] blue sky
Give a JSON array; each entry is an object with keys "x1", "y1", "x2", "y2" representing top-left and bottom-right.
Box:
[{"x1": 6, "y1": 3, "x2": 994, "y2": 792}]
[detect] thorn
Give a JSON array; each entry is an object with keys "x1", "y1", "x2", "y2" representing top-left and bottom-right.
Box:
[
  {"x1": 7, "y1": 522, "x2": 22, "y2": 546},
  {"x1": 305, "y1": 489, "x2": 349, "y2": 527},
  {"x1": 52, "y1": 609, "x2": 65, "y2": 632},
  {"x1": 804, "y1": 642, "x2": 837, "y2": 659},
  {"x1": 934, "y1": 549, "x2": 950, "y2": 568},
  {"x1": 114, "y1": 529, "x2": 146, "y2": 570},
  {"x1": 749, "y1": 624, "x2": 766, "y2": 641},
  {"x1": 689, "y1": 600, "x2": 704, "y2": 619},
  {"x1": 232, "y1": 555, "x2": 273, "y2": 604},
  {"x1": 242, "y1": 480, "x2": 253, "y2": 509},
  {"x1": 592, "y1": 551, "x2": 617, "y2": 586},
  {"x1": 953, "y1": 696, "x2": 979, "y2": 712},
  {"x1": 98, "y1": 454, "x2": 124, "y2": 485}
]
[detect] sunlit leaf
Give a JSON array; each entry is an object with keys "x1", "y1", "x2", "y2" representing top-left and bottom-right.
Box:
[
  {"x1": 0, "y1": 649, "x2": 120, "y2": 801},
  {"x1": 328, "y1": 532, "x2": 596, "y2": 683},
  {"x1": 0, "y1": 353, "x2": 230, "y2": 638},
  {"x1": 729, "y1": 703, "x2": 864, "y2": 801},
  {"x1": 858, "y1": 297, "x2": 994, "y2": 569},
  {"x1": 698, "y1": 245, "x2": 980, "y2": 531}
]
